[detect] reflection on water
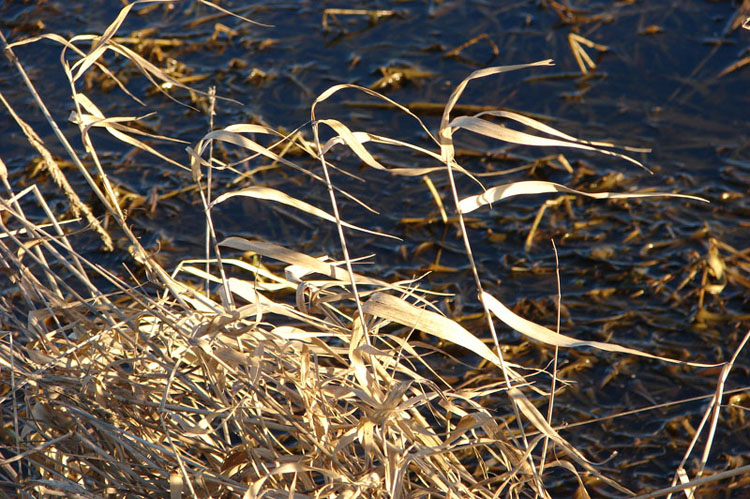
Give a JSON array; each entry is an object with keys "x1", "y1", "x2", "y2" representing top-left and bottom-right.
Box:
[{"x1": 1, "y1": 0, "x2": 749, "y2": 493}]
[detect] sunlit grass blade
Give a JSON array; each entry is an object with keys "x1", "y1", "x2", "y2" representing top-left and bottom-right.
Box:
[
  {"x1": 449, "y1": 115, "x2": 650, "y2": 170},
  {"x1": 482, "y1": 291, "x2": 720, "y2": 368},
  {"x1": 509, "y1": 387, "x2": 634, "y2": 496},
  {"x1": 71, "y1": 0, "x2": 172, "y2": 80},
  {"x1": 438, "y1": 60, "x2": 555, "y2": 162},
  {"x1": 459, "y1": 180, "x2": 708, "y2": 213},
  {"x1": 474, "y1": 109, "x2": 651, "y2": 153},
  {"x1": 219, "y1": 237, "x2": 390, "y2": 288},
  {"x1": 73, "y1": 93, "x2": 188, "y2": 170},
  {"x1": 211, "y1": 186, "x2": 399, "y2": 240},
  {"x1": 362, "y1": 292, "x2": 504, "y2": 369}
]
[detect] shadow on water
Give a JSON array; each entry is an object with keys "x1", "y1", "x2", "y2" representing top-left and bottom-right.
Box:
[{"x1": 1, "y1": 0, "x2": 749, "y2": 494}]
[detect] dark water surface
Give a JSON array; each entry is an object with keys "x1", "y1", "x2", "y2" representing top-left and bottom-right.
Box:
[{"x1": 2, "y1": 0, "x2": 749, "y2": 494}]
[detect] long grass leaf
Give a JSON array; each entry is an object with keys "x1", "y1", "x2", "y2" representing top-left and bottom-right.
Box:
[
  {"x1": 312, "y1": 83, "x2": 439, "y2": 147},
  {"x1": 73, "y1": 94, "x2": 187, "y2": 169},
  {"x1": 449, "y1": 115, "x2": 648, "y2": 169},
  {"x1": 72, "y1": 0, "x2": 176, "y2": 81},
  {"x1": 219, "y1": 237, "x2": 388, "y2": 287},
  {"x1": 362, "y1": 292, "x2": 503, "y2": 368},
  {"x1": 476, "y1": 109, "x2": 651, "y2": 153},
  {"x1": 509, "y1": 387, "x2": 634, "y2": 496},
  {"x1": 459, "y1": 180, "x2": 708, "y2": 213},
  {"x1": 197, "y1": 0, "x2": 273, "y2": 27},
  {"x1": 317, "y1": 118, "x2": 388, "y2": 170},
  {"x1": 211, "y1": 186, "x2": 399, "y2": 240},
  {"x1": 482, "y1": 291, "x2": 720, "y2": 368},
  {"x1": 439, "y1": 60, "x2": 555, "y2": 162}
]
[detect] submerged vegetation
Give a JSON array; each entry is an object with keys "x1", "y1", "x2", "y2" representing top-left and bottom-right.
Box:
[{"x1": 1, "y1": 1, "x2": 749, "y2": 497}]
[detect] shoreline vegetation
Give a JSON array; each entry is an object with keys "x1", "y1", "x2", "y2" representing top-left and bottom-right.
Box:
[{"x1": 1, "y1": 2, "x2": 749, "y2": 497}]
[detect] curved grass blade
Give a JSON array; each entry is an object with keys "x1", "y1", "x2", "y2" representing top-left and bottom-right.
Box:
[
  {"x1": 72, "y1": 0, "x2": 177, "y2": 81},
  {"x1": 482, "y1": 291, "x2": 720, "y2": 368},
  {"x1": 449, "y1": 115, "x2": 648, "y2": 170},
  {"x1": 509, "y1": 387, "x2": 634, "y2": 496},
  {"x1": 459, "y1": 180, "x2": 708, "y2": 214},
  {"x1": 362, "y1": 292, "x2": 503, "y2": 368},
  {"x1": 438, "y1": 60, "x2": 555, "y2": 162},
  {"x1": 73, "y1": 93, "x2": 188, "y2": 170},
  {"x1": 219, "y1": 237, "x2": 388, "y2": 288},
  {"x1": 312, "y1": 83, "x2": 439, "y2": 147},
  {"x1": 475, "y1": 109, "x2": 651, "y2": 154},
  {"x1": 317, "y1": 118, "x2": 388, "y2": 170},
  {"x1": 211, "y1": 186, "x2": 399, "y2": 240}
]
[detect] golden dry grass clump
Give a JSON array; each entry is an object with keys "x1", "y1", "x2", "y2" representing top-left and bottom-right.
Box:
[
  {"x1": 0, "y1": 234, "x2": 537, "y2": 497},
  {"x1": 1, "y1": 2, "x2": 747, "y2": 498}
]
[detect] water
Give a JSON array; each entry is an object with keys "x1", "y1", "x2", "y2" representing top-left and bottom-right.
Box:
[{"x1": 2, "y1": 0, "x2": 749, "y2": 494}]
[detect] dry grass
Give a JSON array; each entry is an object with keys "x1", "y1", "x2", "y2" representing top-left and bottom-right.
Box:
[{"x1": 1, "y1": 2, "x2": 748, "y2": 498}]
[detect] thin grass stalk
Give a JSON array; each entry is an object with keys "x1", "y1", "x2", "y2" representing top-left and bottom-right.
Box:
[
  {"x1": 666, "y1": 328, "x2": 750, "y2": 498},
  {"x1": 438, "y1": 65, "x2": 546, "y2": 495},
  {"x1": 7, "y1": 331, "x2": 21, "y2": 481},
  {"x1": 635, "y1": 463, "x2": 750, "y2": 499},
  {"x1": 195, "y1": 156, "x2": 236, "y2": 310},
  {"x1": 4, "y1": 183, "x2": 89, "y2": 300},
  {"x1": 0, "y1": 90, "x2": 110, "y2": 251},
  {"x1": 0, "y1": 30, "x2": 117, "y2": 251},
  {"x1": 159, "y1": 417, "x2": 198, "y2": 498},
  {"x1": 447, "y1": 157, "x2": 546, "y2": 496},
  {"x1": 540, "y1": 239, "x2": 562, "y2": 476},
  {"x1": 311, "y1": 120, "x2": 372, "y2": 345}
]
